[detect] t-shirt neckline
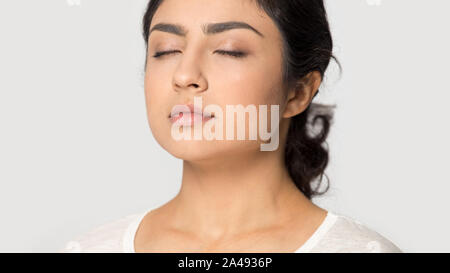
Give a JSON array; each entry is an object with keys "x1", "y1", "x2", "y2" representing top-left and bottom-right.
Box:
[{"x1": 123, "y1": 206, "x2": 338, "y2": 253}]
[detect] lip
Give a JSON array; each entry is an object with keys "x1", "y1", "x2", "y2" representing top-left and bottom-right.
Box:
[{"x1": 169, "y1": 103, "x2": 215, "y2": 125}]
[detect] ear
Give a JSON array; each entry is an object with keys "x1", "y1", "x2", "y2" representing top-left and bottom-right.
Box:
[{"x1": 282, "y1": 71, "x2": 322, "y2": 118}]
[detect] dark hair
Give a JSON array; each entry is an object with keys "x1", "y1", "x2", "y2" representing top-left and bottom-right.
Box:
[{"x1": 142, "y1": 0, "x2": 341, "y2": 200}]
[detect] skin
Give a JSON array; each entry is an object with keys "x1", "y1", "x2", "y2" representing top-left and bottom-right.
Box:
[{"x1": 137, "y1": 0, "x2": 326, "y2": 253}]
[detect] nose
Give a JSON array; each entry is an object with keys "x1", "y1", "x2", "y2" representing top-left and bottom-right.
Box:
[{"x1": 172, "y1": 50, "x2": 208, "y2": 94}]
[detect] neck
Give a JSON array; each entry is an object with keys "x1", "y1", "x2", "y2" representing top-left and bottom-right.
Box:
[{"x1": 166, "y1": 149, "x2": 312, "y2": 240}]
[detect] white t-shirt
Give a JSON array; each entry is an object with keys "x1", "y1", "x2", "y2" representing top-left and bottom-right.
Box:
[{"x1": 60, "y1": 206, "x2": 403, "y2": 253}]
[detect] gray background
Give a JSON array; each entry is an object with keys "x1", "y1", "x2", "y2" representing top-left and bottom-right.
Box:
[{"x1": 0, "y1": 0, "x2": 448, "y2": 252}]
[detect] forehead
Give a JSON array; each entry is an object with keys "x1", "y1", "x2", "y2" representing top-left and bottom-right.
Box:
[{"x1": 149, "y1": 0, "x2": 281, "y2": 41}]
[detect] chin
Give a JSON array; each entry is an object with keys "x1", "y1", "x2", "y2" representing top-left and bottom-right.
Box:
[{"x1": 167, "y1": 142, "x2": 220, "y2": 162}]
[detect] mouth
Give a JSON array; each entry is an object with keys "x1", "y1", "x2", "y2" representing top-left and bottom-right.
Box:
[{"x1": 168, "y1": 104, "x2": 215, "y2": 126}]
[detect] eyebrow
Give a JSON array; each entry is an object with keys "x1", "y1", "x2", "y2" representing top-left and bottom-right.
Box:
[{"x1": 149, "y1": 21, "x2": 264, "y2": 38}]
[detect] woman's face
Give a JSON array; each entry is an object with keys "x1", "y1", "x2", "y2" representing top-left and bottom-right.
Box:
[{"x1": 144, "y1": 0, "x2": 288, "y2": 161}]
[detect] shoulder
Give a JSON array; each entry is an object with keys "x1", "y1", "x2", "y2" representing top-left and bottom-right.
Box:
[
  {"x1": 59, "y1": 212, "x2": 144, "y2": 253},
  {"x1": 311, "y1": 212, "x2": 403, "y2": 253}
]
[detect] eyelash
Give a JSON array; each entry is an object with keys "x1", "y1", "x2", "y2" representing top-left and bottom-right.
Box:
[{"x1": 152, "y1": 50, "x2": 246, "y2": 59}]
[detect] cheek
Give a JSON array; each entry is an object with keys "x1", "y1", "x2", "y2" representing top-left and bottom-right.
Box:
[
  {"x1": 144, "y1": 74, "x2": 170, "y2": 134},
  {"x1": 212, "y1": 65, "x2": 284, "y2": 108},
  {"x1": 144, "y1": 63, "x2": 172, "y2": 109},
  {"x1": 209, "y1": 70, "x2": 284, "y2": 140}
]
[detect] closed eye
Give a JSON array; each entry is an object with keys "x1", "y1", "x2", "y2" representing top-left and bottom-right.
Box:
[
  {"x1": 152, "y1": 50, "x2": 180, "y2": 58},
  {"x1": 214, "y1": 50, "x2": 247, "y2": 58},
  {"x1": 152, "y1": 50, "x2": 247, "y2": 59}
]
